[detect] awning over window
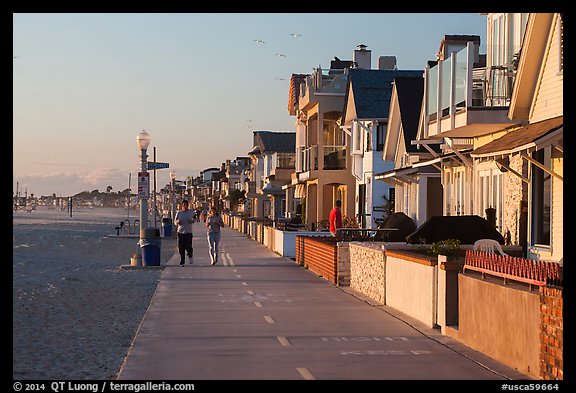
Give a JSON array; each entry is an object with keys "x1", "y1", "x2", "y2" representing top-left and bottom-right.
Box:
[
  {"x1": 471, "y1": 116, "x2": 563, "y2": 158},
  {"x1": 294, "y1": 183, "x2": 306, "y2": 199}
]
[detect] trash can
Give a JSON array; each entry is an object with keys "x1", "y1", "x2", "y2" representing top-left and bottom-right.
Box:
[
  {"x1": 161, "y1": 217, "x2": 173, "y2": 237},
  {"x1": 139, "y1": 228, "x2": 161, "y2": 266}
]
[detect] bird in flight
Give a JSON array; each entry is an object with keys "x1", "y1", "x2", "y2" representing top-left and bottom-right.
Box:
[
  {"x1": 253, "y1": 39, "x2": 265, "y2": 44},
  {"x1": 290, "y1": 33, "x2": 302, "y2": 38},
  {"x1": 275, "y1": 53, "x2": 287, "y2": 57}
]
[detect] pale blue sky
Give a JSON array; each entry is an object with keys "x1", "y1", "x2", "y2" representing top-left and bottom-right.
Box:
[{"x1": 13, "y1": 13, "x2": 487, "y2": 196}]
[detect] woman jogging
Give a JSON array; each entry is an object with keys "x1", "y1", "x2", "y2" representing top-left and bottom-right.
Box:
[{"x1": 206, "y1": 206, "x2": 224, "y2": 265}]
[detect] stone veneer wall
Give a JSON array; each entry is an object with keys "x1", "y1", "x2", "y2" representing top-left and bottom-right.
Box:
[
  {"x1": 503, "y1": 153, "x2": 528, "y2": 245},
  {"x1": 540, "y1": 286, "x2": 563, "y2": 380},
  {"x1": 349, "y1": 243, "x2": 386, "y2": 304},
  {"x1": 336, "y1": 243, "x2": 350, "y2": 286}
]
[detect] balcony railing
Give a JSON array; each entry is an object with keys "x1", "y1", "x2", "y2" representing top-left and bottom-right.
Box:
[
  {"x1": 301, "y1": 68, "x2": 348, "y2": 98},
  {"x1": 300, "y1": 146, "x2": 318, "y2": 172},
  {"x1": 272, "y1": 152, "x2": 296, "y2": 169},
  {"x1": 426, "y1": 44, "x2": 516, "y2": 122},
  {"x1": 323, "y1": 145, "x2": 346, "y2": 170}
]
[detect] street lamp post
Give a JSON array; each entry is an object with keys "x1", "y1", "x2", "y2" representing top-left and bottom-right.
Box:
[
  {"x1": 170, "y1": 171, "x2": 177, "y2": 219},
  {"x1": 137, "y1": 130, "x2": 151, "y2": 232}
]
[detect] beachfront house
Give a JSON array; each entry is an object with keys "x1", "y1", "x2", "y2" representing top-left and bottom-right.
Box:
[
  {"x1": 285, "y1": 52, "x2": 356, "y2": 229},
  {"x1": 375, "y1": 74, "x2": 443, "y2": 227},
  {"x1": 413, "y1": 30, "x2": 522, "y2": 239},
  {"x1": 470, "y1": 13, "x2": 563, "y2": 262},
  {"x1": 257, "y1": 132, "x2": 296, "y2": 221},
  {"x1": 246, "y1": 131, "x2": 294, "y2": 220},
  {"x1": 341, "y1": 48, "x2": 423, "y2": 228},
  {"x1": 221, "y1": 157, "x2": 250, "y2": 212}
]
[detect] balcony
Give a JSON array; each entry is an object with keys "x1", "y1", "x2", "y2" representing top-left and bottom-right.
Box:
[
  {"x1": 423, "y1": 42, "x2": 518, "y2": 139},
  {"x1": 299, "y1": 145, "x2": 318, "y2": 173},
  {"x1": 270, "y1": 152, "x2": 296, "y2": 178},
  {"x1": 323, "y1": 145, "x2": 346, "y2": 170},
  {"x1": 299, "y1": 68, "x2": 348, "y2": 111}
]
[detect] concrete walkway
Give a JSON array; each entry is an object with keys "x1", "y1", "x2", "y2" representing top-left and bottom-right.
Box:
[{"x1": 117, "y1": 224, "x2": 530, "y2": 380}]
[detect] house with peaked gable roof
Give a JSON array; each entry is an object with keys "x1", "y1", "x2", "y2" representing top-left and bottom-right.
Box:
[
  {"x1": 375, "y1": 75, "x2": 443, "y2": 227},
  {"x1": 471, "y1": 13, "x2": 563, "y2": 262},
  {"x1": 412, "y1": 19, "x2": 531, "y2": 240},
  {"x1": 285, "y1": 52, "x2": 356, "y2": 229},
  {"x1": 256, "y1": 131, "x2": 296, "y2": 221},
  {"x1": 246, "y1": 131, "x2": 295, "y2": 220},
  {"x1": 341, "y1": 65, "x2": 423, "y2": 228}
]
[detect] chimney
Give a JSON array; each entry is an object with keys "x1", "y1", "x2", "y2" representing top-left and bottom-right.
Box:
[
  {"x1": 353, "y1": 44, "x2": 371, "y2": 69},
  {"x1": 378, "y1": 56, "x2": 397, "y2": 70}
]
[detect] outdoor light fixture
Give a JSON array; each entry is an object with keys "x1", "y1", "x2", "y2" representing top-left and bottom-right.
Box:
[{"x1": 136, "y1": 129, "x2": 151, "y2": 151}]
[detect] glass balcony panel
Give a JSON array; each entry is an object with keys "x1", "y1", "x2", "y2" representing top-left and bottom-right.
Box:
[
  {"x1": 428, "y1": 66, "x2": 438, "y2": 117},
  {"x1": 455, "y1": 49, "x2": 468, "y2": 107},
  {"x1": 441, "y1": 56, "x2": 452, "y2": 114},
  {"x1": 323, "y1": 146, "x2": 346, "y2": 170},
  {"x1": 277, "y1": 153, "x2": 295, "y2": 169}
]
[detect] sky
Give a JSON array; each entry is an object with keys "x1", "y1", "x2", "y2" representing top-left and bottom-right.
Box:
[{"x1": 13, "y1": 13, "x2": 488, "y2": 197}]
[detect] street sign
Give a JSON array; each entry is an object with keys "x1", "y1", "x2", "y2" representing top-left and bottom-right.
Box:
[
  {"x1": 138, "y1": 172, "x2": 150, "y2": 199},
  {"x1": 147, "y1": 161, "x2": 170, "y2": 170},
  {"x1": 174, "y1": 184, "x2": 187, "y2": 190}
]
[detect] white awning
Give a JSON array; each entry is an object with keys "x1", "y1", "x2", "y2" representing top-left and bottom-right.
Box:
[{"x1": 294, "y1": 183, "x2": 306, "y2": 199}]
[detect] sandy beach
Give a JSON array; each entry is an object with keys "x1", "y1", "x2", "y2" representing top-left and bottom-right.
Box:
[{"x1": 13, "y1": 207, "x2": 176, "y2": 380}]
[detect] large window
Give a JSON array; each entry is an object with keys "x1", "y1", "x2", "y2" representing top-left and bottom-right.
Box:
[
  {"x1": 531, "y1": 147, "x2": 552, "y2": 246},
  {"x1": 478, "y1": 168, "x2": 503, "y2": 231}
]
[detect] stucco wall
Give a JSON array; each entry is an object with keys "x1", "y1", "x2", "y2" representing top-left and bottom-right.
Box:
[
  {"x1": 349, "y1": 243, "x2": 386, "y2": 304},
  {"x1": 458, "y1": 274, "x2": 540, "y2": 378},
  {"x1": 385, "y1": 250, "x2": 437, "y2": 327}
]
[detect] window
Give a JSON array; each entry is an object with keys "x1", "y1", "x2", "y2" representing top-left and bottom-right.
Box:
[
  {"x1": 376, "y1": 124, "x2": 386, "y2": 151},
  {"x1": 403, "y1": 182, "x2": 410, "y2": 215},
  {"x1": 352, "y1": 121, "x2": 363, "y2": 154},
  {"x1": 478, "y1": 168, "x2": 503, "y2": 231},
  {"x1": 366, "y1": 128, "x2": 372, "y2": 152},
  {"x1": 454, "y1": 168, "x2": 465, "y2": 215},
  {"x1": 531, "y1": 147, "x2": 552, "y2": 247}
]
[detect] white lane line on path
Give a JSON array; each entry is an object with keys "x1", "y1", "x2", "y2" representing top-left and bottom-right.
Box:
[
  {"x1": 247, "y1": 290, "x2": 255, "y2": 295},
  {"x1": 226, "y1": 253, "x2": 235, "y2": 266},
  {"x1": 296, "y1": 368, "x2": 315, "y2": 380},
  {"x1": 277, "y1": 336, "x2": 291, "y2": 347},
  {"x1": 254, "y1": 301, "x2": 263, "y2": 308},
  {"x1": 236, "y1": 274, "x2": 242, "y2": 278},
  {"x1": 241, "y1": 282, "x2": 248, "y2": 286},
  {"x1": 264, "y1": 316, "x2": 276, "y2": 324},
  {"x1": 233, "y1": 269, "x2": 238, "y2": 273}
]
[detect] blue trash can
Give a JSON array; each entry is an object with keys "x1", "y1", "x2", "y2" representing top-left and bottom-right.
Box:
[
  {"x1": 139, "y1": 236, "x2": 161, "y2": 266},
  {"x1": 161, "y1": 217, "x2": 172, "y2": 237}
]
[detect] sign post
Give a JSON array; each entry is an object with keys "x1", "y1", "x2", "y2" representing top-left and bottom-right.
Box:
[{"x1": 138, "y1": 172, "x2": 150, "y2": 200}]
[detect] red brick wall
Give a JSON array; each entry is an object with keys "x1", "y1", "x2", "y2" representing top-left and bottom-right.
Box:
[
  {"x1": 540, "y1": 286, "x2": 563, "y2": 380},
  {"x1": 295, "y1": 235, "x2": 306, "y2": 266},
  {"x1": 295, "y1": 236, "x2": 338, "y2": 284}
]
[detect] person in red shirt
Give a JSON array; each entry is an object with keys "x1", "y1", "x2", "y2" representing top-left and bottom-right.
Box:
[{"x1": 329, "y1": 200, "x2": 343, "y2": 237}]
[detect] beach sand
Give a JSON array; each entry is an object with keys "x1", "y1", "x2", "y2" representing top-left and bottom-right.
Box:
[{"x1": 13, "y1": 207, "x2": 176, "y2": 380}]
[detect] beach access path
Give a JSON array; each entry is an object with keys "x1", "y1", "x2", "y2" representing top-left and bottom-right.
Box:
[{"x1": 117, "y1": 224, "x2": 530, "y2": 381}]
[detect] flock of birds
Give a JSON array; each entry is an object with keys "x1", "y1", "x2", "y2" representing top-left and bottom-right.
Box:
[
  {"x1": 253, "y1": 33, "x2": 302, "y2": 58},
  {"x1": 253, "y1": 33, "x2": 302, "y2": 82}
]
